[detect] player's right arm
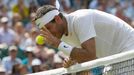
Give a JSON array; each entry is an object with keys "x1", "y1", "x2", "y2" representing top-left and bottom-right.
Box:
[
  {"x1": 62, "y1": 38, "x2": 96, "y2": 75},
  {"x1": 69, "y1": 13, "x2": 97, "y2": 63}
]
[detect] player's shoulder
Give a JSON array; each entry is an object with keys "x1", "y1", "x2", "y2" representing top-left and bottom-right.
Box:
[
  {"x1": 69, "y1": 9, "x2": 95, "y2": 17},
  {"x1": 74, "y1": 9, "x2": 94, "y2": 13}
]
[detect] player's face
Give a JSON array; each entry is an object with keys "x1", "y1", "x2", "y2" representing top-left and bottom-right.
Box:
[{"x1": 44, "y1": 19, "x2": 64, "y2": 39}]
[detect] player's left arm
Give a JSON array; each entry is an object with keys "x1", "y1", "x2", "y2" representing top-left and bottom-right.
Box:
[{"x1": 70, "y1": 37, "x2": 96, "y2": 63}]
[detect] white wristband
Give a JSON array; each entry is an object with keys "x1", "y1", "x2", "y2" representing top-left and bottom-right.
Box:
[{"x1": 58, "y1": 42, "x2": 74, "y2": 56}]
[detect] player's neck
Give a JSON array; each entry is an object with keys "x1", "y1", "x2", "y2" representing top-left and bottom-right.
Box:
[{"x1": 63, "y1": 17, "x2": 68, "y2": 36}]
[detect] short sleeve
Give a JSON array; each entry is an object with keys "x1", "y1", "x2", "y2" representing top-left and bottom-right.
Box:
[{"x1": 74, "y1": 15, "x2": 96, "y2": 43}]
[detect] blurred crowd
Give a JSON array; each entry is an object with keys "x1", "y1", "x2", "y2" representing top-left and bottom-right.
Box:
[{"x1": 0, "y1": 0, "x2": 134, "y2": 75}]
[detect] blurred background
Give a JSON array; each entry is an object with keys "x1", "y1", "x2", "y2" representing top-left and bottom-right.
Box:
[{"x1": 0, "y1": 0, "x2": 134, "y2": 75}]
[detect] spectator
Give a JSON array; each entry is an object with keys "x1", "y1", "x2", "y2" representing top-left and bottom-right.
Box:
[
  {"x1": 0, "y1": 5, "x2": 9, "y2": 18},
  {"x1": 59, "y1": 0, "x2": 72, "y2": 13},
  {"x1": 11, "y1": 64, "x2": 28, "y2": 75},
  {"x1": 125, "y1": 0, "x2": 134, "y2": 21},
  {"x1": 37, "y1": 0, "x2": 49, "y2": 6},
  {"x1": 19, "y1": 65, "x2": 28, "y2": 75},
  {"x1": 11, "y1": 64, "x2": 20, "y2": 75},
  {"x1": 29, "y1": 1, "x2": 38, "y2": 14},
  {"x1": 12, "y1": 0, "x2": 29, "y2": 25},
  {"x1": 12, "y1": 13, "x2": 22, "y2": 27},
  {"x1": 23, "y1": 28, "x2": 38, "y2": 48},
  {"x1": 25, "y1": 13, "x2": 37, "y2": 32},
  {"x1": 0, "y1": 17, "x2": 17, "y2": 46},
  {"x1": 2, "y1": 45, "x2": 21, "y2": 74},
  {"x1": 14, "y1": 22, "x2": 27, "y2": 50},
  {"x1": 31, "y1": 58, "x2": 42, "y2": 73},
  {"x1": 12, "y1": 0, "x2": 29, "y2": 19},
  {"x1": 32, "y1": 45, "x2": 47, "y2": 63},
  {"x1": 89, "y1": 0, "x2": 105, "y2": 9},
  {"x1": 2, "y1": 0, "x2": 17, "y2": 11},
  {"x1": 22, "y1": 46, "x2": 35, "y2": 73},
  {"x1": 114, "y1": 2, "x2": 131, "y2": 24}
]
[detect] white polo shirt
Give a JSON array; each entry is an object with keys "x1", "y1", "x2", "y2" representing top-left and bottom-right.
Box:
[{"x1": 61, "y1": 9, "x2": 134, "y2": 58}]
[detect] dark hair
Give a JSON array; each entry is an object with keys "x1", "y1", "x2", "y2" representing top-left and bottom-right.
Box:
[
  {"x1": 34, "y1": 5, "x2": 57, "y2": 21},
  {"x1": 11, "y1": 64, "x2": 20, "y2": 75},
  {"x1": 12, "y1": 64, "x2": 27, "y2": 75},
  {"x1": 34, "y1": 5, "x2": 64, "y2": 22}
]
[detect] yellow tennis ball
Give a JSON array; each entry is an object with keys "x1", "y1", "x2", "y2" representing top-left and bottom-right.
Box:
[{"x1": 35, "y1": 35, "x2": 45, "y2": 45}]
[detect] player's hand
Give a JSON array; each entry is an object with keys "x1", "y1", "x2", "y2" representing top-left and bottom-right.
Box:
[
  {"x1": 63, "y1": 58, "x2": 76, "y2": 68},
  {"x1": 40, "y1": 27, "x2": 61, "y2": 48},
  {"x1": 63, "y1": 58, "x2": 91, "y2": 75}
]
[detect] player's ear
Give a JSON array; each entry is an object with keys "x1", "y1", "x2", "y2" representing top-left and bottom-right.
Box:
[{"x1": 54, "y1": 15, "x2": 62, "y2": 24}]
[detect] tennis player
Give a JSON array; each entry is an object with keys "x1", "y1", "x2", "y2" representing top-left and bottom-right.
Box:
[{"x1": 34, "y1": 5, "x2": 134, "y2": 75}]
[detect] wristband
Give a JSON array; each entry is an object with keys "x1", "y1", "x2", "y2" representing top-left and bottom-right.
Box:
[{"x1": 58, "y1": 42, "x2": 74, "y2": 56}]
